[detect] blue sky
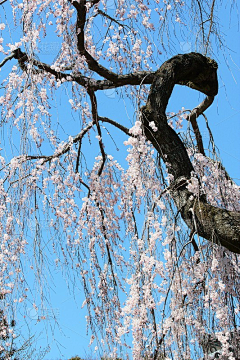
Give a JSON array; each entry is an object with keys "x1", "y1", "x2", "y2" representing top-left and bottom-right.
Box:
[{"x1": 0, "y1": 1, "x2": 239, "y2": 360}]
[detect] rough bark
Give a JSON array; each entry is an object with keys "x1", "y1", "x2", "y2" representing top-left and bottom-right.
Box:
[{"x1": 142, "y1": 52, "x2": 240, "y2": 254}]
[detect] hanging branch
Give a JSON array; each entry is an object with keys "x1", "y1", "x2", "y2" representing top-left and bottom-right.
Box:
[
  {"x1": 187, "y1": 95, "x2": 214, "y2": 155},
  {"x1": 26, "y1": 122, "x2": 93, "y2": 163},
  {"x1": 88, "y1": 90, "x2": 106, "y2": 177},
  {"x1": 98, "y1": 116, "x2": 130, "y2": 136}
]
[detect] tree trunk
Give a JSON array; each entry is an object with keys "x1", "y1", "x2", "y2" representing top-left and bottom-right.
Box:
[{"x1": 141, "y1": 53, "x2": 240, "y2": 254}]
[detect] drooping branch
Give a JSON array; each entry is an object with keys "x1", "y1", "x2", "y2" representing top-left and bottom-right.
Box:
[
  {"x1": 142, "y1": 52, "x2": 240, "y2": 254},
  {"x1": 88, "y1": 89, "x2": 106, "y2": 176},
  {"x1": 187, "y1": 95, "x2": 214, "y2": 156},
  {"x1": 205, "y1": 0, "x2": 216, "y2": 55},
  {"x1": 98, "y1": 116, "x2": 130, "y2": 136},
  {"x1": 26, "y1": 122, "x2": 93, "y2": 163},
  {"x1": 96, "y1": 9, "x2": 131, "y2": 29}
]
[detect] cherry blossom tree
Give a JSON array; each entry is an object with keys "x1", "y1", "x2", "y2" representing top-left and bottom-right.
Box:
[{"x1": 0, "y1": 0, "x2": 239, "y2": 359}]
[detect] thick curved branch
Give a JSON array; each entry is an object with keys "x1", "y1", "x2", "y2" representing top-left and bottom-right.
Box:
[
  {"x1": 69, "y1": 0, "x2": 156, "y2": 87},
  {"x1": 70, "y1": 0, "x2": 120, "y2": 82},
  {"x1": 11, "y1": 47, "x2": 155, "y2": 91},
  {"x1": 142, "y1": 52, "x2": 240, "y2": 254},
  {"x1": 92, "y1": 71, "x2": 156, "y2": 90}
]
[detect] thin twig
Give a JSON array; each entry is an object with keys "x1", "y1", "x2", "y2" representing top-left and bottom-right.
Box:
[
  {"x1": 98, "y1": 116, "x2": 130, "y2": 136},
  {"x1": 205, "y1": 0, "x2": 216, "y2": 55},
  {"x1": 97, "y1": 9, "x2": 131, "y2": 30}
]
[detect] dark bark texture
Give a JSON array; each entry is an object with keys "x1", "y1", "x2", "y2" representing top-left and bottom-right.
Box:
[{"x1": 142, "y1": 53, "x2": 240, "y2": 254}]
